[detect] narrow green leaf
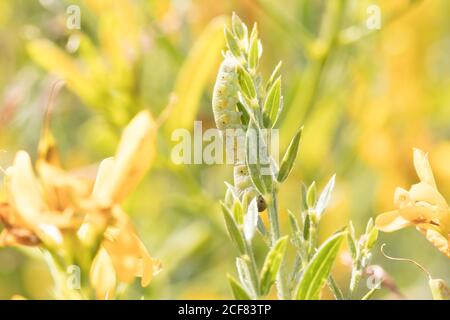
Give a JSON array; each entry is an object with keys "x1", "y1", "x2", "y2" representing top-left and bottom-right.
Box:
[
  {"x1": 248, "y1": 35, "x2": 260, "y2": 71},
  {"x1": 237, "y1": 92, "x2": 259, "y2": 125},
  {"x1": 231, "y1": 12, "x2": 247, "y2": 40},
  {"x1": 249, "y1": 22, "x2": 258, "y2": 44},
  {"x1": 257, "y1": 216, "x2": 268, "y2": 237},
  {"x1": 316, "y1": 174, "x2": 336, "y2": 218},
  {"x1": 365, "y1": 218, "x2": 374, "y2": 234},
  {"x1": 225, "y1": 27, "x2": 241, "y2": 58},
  {"x1": 365, "y1": 227, "x2": 378, "y2": 250},
  {"x1": 224, "y1": 181, "x2": 240, "y2": 202},
  {"x1": 232, "y1": 200, "x2": 244, "y2": 225},
  {"x1": 238, "y1": 67, "x2": 257, "y2": 99},
  {"x1": 277, "y1": 126, "x2": 303, "y2": 182},
  {"x1": 300, "y1": 182, "x2": 308, "y2": 212},
  {"x1": 228, "y1": 274, "x2": 252, "y2": 300},
  {"x1": 236, "y1": 101, "x2": 250, "y2": 126},
  {"x1": 328, "y1": 276, "x2": 345, "y2": 300},
  {"x1": 260, "y1": 236, "x2": 289, "y2": 295},
  {"x1": 271, "y1": 96, "x2": 284, "y2": 129},
  {"x1": 288, "y1": 210, "x2": 301, "y2": 236},
  {"x1": 347, "y1": 221, "x2": 357, "y2": 260},
  {"x1": 303, "y1": 214, "x2": 310, "y2": 241},
  {"x1": 266, "y1": 61, "x2": 282, "y2": 92},
  {"x1": 361, "y1": 287, "x2": 378, "y2": 300},
  {"x1": 221, "y1": 202, "x2": 246, "y2": 254},
  {"x1": 224, "y1": 184, "x2": 235, "y2": 208},
  {"x1": 295, "y1": 231, "x2": 346, "y2": 300},
  {"x1": 263, "y1": 77, "x2": 281, "y2": 127},
  {"x1": 306, "y1": 181, "x2": 317, "y2": 208},
  {"x1": 236, "y1": 258, "x2": 256, "y2": 298}
]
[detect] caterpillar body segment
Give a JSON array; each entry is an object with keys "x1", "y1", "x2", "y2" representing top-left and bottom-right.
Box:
[
  {"x1": 212, "y1": 57, "x2": 242, "y2": 131},
  {"x1": 215, "y1": 111, "x2": 242, "y2": 131},
  {"x1": 234, "y1": 164, "x2": 267, "y2": 212},
  {"x1": 233, "y1": 164, "x2": 256, "y2": 198}
]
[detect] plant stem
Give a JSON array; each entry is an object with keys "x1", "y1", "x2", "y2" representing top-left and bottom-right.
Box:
[
  {"x1": 349, "y1": 268, "x2": 362, "y2": 299},
  {"x1": 267, "y1": 192, "x2": 281, "y2": 243},
  {"x1": 256, "y1": 0, "x2": 314, "y2": 54},
  {"x1": 328, "y1": 275, "x2": 345, "y2": 300},
  {"x1": 244, "y1": 239, "x2": 261, "y2": 298},
  {"x1": 282, "y1": 0, "x2": 347, "y2": 140},
  {"x1": 267, "y1": 190, "x2": 290, "y2": 299}
]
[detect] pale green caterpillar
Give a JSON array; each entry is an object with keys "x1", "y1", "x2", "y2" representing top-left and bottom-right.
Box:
[
  {"x1": 234, "y1": 164, "x2": 267, "y2": 212},
  {"x1": 212, "y1": 57, "x2": 242, "y2": 130},
  {"x1": 212, "y1": 56, "x2": 266, "y2": 212}
]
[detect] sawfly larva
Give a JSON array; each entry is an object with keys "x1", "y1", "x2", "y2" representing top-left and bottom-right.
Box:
[
  {"x1": 234, "y1": 164, "x2": 267, "y2": 212},
  {"x1": 212, "y1": 56, "x2": 266, "y2": 212},
  {"x1": 212, "y1": 57, "x2": 242, "y2": 131}
]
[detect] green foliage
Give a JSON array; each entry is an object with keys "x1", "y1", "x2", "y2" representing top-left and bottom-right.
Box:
[
  {"x1": 260, "y1": 236, "x2": 288, "y2": 295},
  {"x1": 228, "y1": 274, "x2": 252, "y2": 300},
  {"x1": 295, "y1": 231, "x2": 345, "y2": 300}
]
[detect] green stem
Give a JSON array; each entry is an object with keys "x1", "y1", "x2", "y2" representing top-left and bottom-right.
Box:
[
  {"x1": 282, "y1": 0, "x2": 347, "y2": 140},
  {"x1": 267, "y1": 192, "x2": 281, "y2": 243},
  {"x1": 328, "y1": 275, "x2": 345, "y2": 300},
  {"x1": 244, "y1": 239, "x2": 261, "y2": 298},
  {"x1": 256, "y1": 0, "x2": 314, "y2": 54},
  {"x1": 349, "y1": 267, "x2": 362, "y2": 299},
  {"x1": 267, "y1": 191, "x2": 290, "y2": 299},
  {"x1": 308, "y1": 214, "x2": 318, "y2": 259}
]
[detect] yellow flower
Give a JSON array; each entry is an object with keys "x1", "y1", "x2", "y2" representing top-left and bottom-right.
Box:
[
  {"x1": 85, "y1": 110, "x2": 161, "y2": 299},
  {"x1": 0, "y1": 202, "x2": 40, "y2": 247},
  {"x1": 90, "y1": 208, "x2": 161, "y2": 299},
  {"x1": 0, "y1": 110, "x2": 161, "y2": 299},
  {"x1": 376, "y1": 148, "x2": 450, "y2": 258},
  {"x1": 0, "y1": 150, "x2": 86, "y2": 248}
]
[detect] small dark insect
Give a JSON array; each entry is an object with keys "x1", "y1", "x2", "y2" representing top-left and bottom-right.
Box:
[{"x1": 256, "y1": 195, "x2": 267, "y2": 212}]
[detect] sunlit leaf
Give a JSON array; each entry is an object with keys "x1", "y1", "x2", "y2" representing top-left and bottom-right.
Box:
[
  {"x1": 228, "y1": 274, "x2": 252, "y2": 300},
  {"x1": 295, "y1": 231, "x2": 345, "y2": 300},
  {"x1": 260, "y1": 236, "x2": 288, "y2": 295}
]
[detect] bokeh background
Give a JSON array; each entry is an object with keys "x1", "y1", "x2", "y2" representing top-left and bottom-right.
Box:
[{"x1": 0, "y1": 0, "x2": 449, "y2": 299}]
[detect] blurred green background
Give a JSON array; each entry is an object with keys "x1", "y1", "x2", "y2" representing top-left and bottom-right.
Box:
[{"x1": 0, "y1": 0, "x2": 449, "y2": 299}]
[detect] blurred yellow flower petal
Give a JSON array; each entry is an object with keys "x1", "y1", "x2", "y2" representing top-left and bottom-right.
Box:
[
  {"x1": 393, "y1": 187, "x2": 410, "y2": 208},
  {"x1": 92, "y1": 157, "x2": 115, "y2": 198},
  {"x1": 102, "y1": 216, "x2": 158, "y2": 286},
  {"x1": 375, "y1": 210, "x2": 412, "y2": 232},
  {"x1": 37, "y1": 161, "x2": 92, "y2": 198},
  {"x1": 413, "y1": 148, "x2": 437, "y2": 188},
  {"x1": 376, "y1": 149, "x2": 450, "y2": 257},
  {"x1": 0, "y1": 228, "x2": 40, "y2": 247},
  {"x1": 8, "y1": 151, "x2": 48, "y2": 228},
  {"x1": 95, "y1": 111, "x2": 156, "y2": 206},
  {"x1": 90, "y1": 247, "x2": 116, "y2": 300}
]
